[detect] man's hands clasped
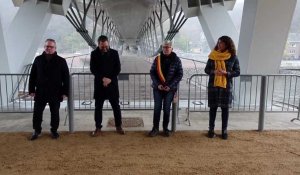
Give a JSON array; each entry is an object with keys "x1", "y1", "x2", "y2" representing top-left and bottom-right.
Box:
[
  {"x1": 158, "y1": 84, "x2": 170, "y2": 92},
  {"x1": 102, "y1": 77, "x2": 112, "y2": 87}
]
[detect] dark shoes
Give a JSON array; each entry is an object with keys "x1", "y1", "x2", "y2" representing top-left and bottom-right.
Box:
[
  {"x1": 222, "y1": 130, "x2": 228, "y2": 140},
  {"x1": 30, "y1": 130, "x2": 59, "y2": 140},
  {"x1": 148, "y1": 128, "x2": 172, "y2": 137},
  {"x1": 116, "y1": 126, "x2": 125, "y2": 135},
  {"x1": 148, "y1": 128, "x2": 159, "y2": 137},
  {"x1": 207, "y1": 130, "x2": 228, "y2": 140},
  {"x1": 51, "y1": 131, "x2": 60, "y2": 139},
  {"x1": 91, "y1": 127, "x2": 125, "y2": 136},
  {"x1": 207, "y1": 130, "x2": 215, "y2": 138},
  {"x1": 163, "y1": 129, "x2": 171, "y2": 137},
  {"x1": 30, "y1": 131, "x2": 41, "y2": 141},
  {"x1": 90, "y1": 128, "x2": 102, "y2": 137}
]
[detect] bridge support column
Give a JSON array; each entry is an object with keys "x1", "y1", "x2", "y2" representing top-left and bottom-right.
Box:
[
  {"x1": 197, "y1": 4, "x2": 239, "y2": 49},
  {"x1": 0, "y1": 16, "x2": 11, "y2": 108},
  {"x1": 0, "y1": 14, "x2": 9, "y2": 73},
  {"x1": 5, "y1": 0, "x2": 52, "y2": 73},
  {"x1": 238, "y1": 0, "x2": 297, "y2": 74}
]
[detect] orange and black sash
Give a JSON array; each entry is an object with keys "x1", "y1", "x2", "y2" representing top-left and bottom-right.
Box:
[{"x1": 156, "y1": 55, "x2": 166, "y2": 85}]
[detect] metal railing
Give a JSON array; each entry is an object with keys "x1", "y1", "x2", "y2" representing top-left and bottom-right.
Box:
[
  {"x1": 67, "y1": 72, "x2": 180, "y2": 132},
  {"x1": 1, "y1": 73, "x2": 299, "y2": 115},
  {"x1": 69, "y1": 72, "x2": 154, "y2": 111},
  {"x1": 0, "y1": 74, "x2": 34, "y2": 112},
  {"x1": 0, "y1": 54, "x2": 89, "y2": 113},
  {"x1": 185, "y1": 74, "x2": 300, "y2": 124},
  {"x1": 0, "y1": 72, "x2": 299, "y2": 132},
  {"x1": 65, "y1": 53, "x2": 90, "y2": 73},
  {"x1": 10, "y1": 64, "x2": 32, "y2": 103}
]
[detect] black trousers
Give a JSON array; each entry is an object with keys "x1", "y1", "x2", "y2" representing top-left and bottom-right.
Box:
[
  {"x1": 33, "y1": 100, "x2": 60, "y2": 133},
  {"x1": 94, "y1": 97, "x2": 122, "y2": 129},
  {"x1": 209, "y1": 107, "x2": 229, "y2": 131}
]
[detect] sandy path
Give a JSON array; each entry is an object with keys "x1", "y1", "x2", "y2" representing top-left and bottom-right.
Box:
[{"x1": 0, "y1": 131, "x2": 299, "y2": 175}]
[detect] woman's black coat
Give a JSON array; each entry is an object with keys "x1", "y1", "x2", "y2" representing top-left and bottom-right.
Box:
[{"x1": 204, "y1": 55, "x2": 240, "y2": 108}]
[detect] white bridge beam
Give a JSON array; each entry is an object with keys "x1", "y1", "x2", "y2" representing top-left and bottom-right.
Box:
[
  {"x1": 4, "y1": 0, "x2": 71, "y2": 73},
  {"x1": 198, "y1": 4, "x2": 239, "y2": 49},
  {"x1": 0, "y1": 14, "x2": 9, "y2": 73},
  {"x1": 238, "y1": 0, "x2": 297, "y2": 74}
]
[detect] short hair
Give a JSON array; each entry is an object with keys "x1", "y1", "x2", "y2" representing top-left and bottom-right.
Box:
[
  {"x1": 162, "y1": 40, "x2": 172, "y2": 47},
  {"x1": 45, "y1": 38, "x2": 56, "y2": 44},
  {"x1": 214, "y1": 36, "x2": 236, "y2": 56},
  {"x1": 98, "y1": 35, "x2": 108, "y2": 43}
]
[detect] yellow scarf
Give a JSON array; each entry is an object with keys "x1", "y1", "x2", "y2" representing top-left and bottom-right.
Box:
[{"x1": 208, "y1": 50, "x2": 231, "y2": 88}]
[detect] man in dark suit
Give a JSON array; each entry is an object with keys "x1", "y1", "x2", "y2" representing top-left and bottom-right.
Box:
[
  {"x1": 90, "y1": 35, "x2": 125, "y2": 136},
  {"x1": 29, "y1": 39, "x2": 69, "y2": 140}
]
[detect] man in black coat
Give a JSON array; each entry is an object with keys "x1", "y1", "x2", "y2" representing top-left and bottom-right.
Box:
[
  {"x1": 90, "y1": 35, "x2": 125, "y2": 136},
  {"x1": 29, "y1": 39, "x2": 69, "y2": 140}
]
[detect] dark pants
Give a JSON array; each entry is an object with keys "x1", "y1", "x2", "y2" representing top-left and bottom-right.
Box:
[
  {"x1": 94, "y1": 97, "x2": 122, "y2": 129},
  {"x1": 33, "y1": 100, "x2": 60, "y2": 133},
  {"x1": 153, "y1": 89, "x2": 175, "y2": 130},
  {"x1": 209, "y1": 107, "x2": 229, "y2": 131}
]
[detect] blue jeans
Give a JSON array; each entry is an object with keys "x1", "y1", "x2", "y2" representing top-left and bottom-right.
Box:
[{"x1": 152, "y1": 89, "x2": 175, "y2": 130}]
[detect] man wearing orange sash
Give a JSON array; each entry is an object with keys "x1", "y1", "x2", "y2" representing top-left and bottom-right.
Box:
[{"x1": 148, "y1": 40, "x2": 183, "y2": 137}]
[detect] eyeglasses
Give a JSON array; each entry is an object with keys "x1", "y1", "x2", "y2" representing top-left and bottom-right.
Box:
[
  {"x1": 163, "y1": 46, "x2": 171, "y2": 49},
  {"x1": 45, "y1": 46, "x2": 55, "y2": 49}
]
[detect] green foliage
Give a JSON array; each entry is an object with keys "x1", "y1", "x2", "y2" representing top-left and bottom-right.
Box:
[
  {"x1": 173, "y1": 33, "x2": 189, "y2": 52},
  {"x1": 43, "y1": 15, "x2": 89, "y2": 53},
  {"x1": 57, "y1": 32, "x2": 87, "y2": 53}
]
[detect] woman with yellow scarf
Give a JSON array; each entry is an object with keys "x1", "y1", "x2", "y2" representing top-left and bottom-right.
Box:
[{"x1": 204, "y1": 36, "x2": 240, "y2": 140}]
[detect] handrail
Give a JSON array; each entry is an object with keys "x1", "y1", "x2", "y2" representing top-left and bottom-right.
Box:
[
  {"x1": 179, "y1": 57, "x2": 207, "y2": 64},
  {"x1": 186, "y1": 74, "x2": 300, "y2": 126},
  {"x1": 65, "y1": 53, "x2": 90, "y2": 60}
]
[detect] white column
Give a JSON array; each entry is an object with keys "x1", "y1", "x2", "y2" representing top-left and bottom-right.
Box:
[
  {"x1": 0, "y1": 15, "x2": 11, "y2": 108},
  {"x1": 238, "y1": 0, "x2": 297, "y2": 74},
  {"x1": 6, "y1": 0, "x2": 52, "y2": 73},
  {"x1": 197, "y1": 4, "x2": 239, "y2": 49},
  {"x1": 0, "y1": 14, "x2": 9, "y2": 73}
]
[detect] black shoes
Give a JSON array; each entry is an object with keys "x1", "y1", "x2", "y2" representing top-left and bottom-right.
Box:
[
  {"x1": 163, "y1": 129, "x2": 171, "y2": 137},
  {"x1": 207, "y1": 130, "x2": 215, "y2": 138},
  {"x1": 90, "y1": 127, "x2": 125, "y2": 136},
  {"x1": 90, "y1": 128, "x2": 102, "y2": 137},
  {"x1": 30, "y1": 131, "x2": 41, "y2": 141},
  {"x1": 207, "y1": 130, "x2": 228, "y2": 140},
  {"x1": 148, "y1": 128, "x2": 159, "y2": 137},
  {"x1": 222, "y1": 130, "x2": 228, "y2": 140},
  {"x1": 91, "y1": 126, "x2": 125, "y2": 137},
  {"x1": 148, "y1": 128, "x2": 172, "y2": 137},
  {"x1": 30, "y1": 130, "x2": 59, "y2": 140},
  {"x1": 116, "y1": 126, "x2": 125, "y2": 135},
  {"x1": 51, "y1": 131, "x2": 60, "y2": 139}
]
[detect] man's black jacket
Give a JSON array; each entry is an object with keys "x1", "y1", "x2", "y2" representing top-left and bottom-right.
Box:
[
  {"x1": 29, "y1": 52, "x2": 69, "y2": 102},
  {"x1": 90, "y1": 47, "x2": 121, "y2": 99}
]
